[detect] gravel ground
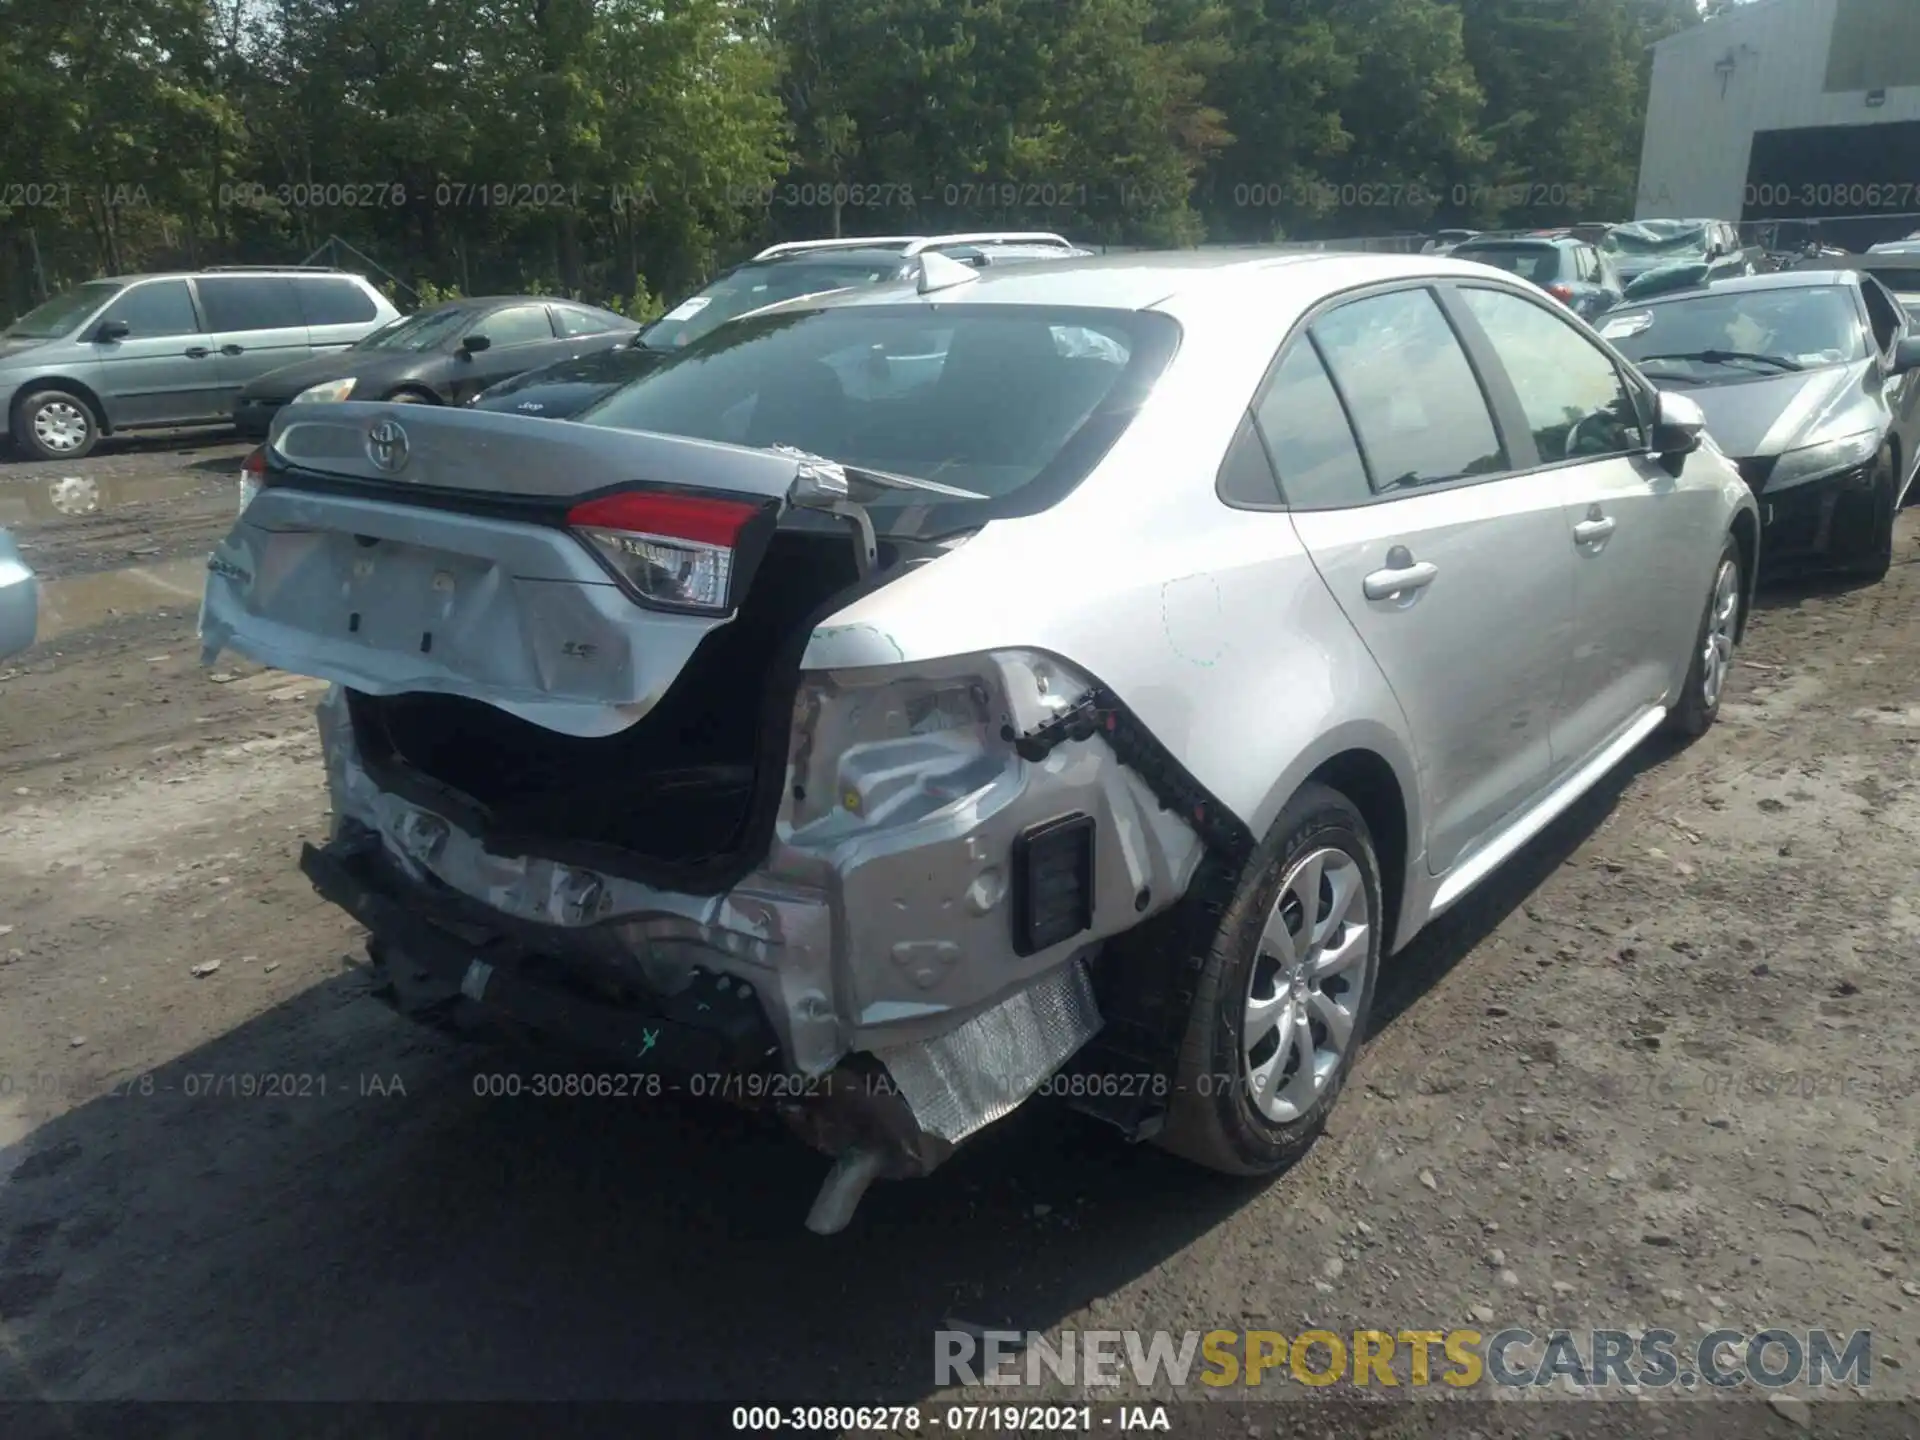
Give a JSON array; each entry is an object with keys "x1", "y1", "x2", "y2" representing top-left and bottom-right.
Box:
[{"x1": 0, "y1": 437, "x2": 1915, "y2": 1429}]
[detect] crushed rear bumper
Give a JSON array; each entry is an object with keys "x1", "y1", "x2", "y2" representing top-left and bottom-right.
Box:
[
  {"x1": 303, "y1": 677, "x2": 1206, "y2": 1229},
  {"x1": 302, "y1": 830, "x2": 783, "y2": 1075}
]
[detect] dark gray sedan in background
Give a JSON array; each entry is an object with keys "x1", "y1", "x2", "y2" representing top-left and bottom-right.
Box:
[
  {"x1": 233, "y1": 295, "x2": 636, "y2": 437},
  {"x1": 1600, "y1": 269, "x2": 1920, "y2": 578}
]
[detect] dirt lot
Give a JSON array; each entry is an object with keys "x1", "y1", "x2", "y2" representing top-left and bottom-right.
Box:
[{"x1": 0, "y1": 434, "x2": 1915, "y2": 1424}]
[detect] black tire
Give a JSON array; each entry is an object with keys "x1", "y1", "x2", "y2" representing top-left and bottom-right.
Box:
[
  {"x1": 1844, "y1": 461, "x2": 1897, "y2": 582},
  {"x1": 1152, "y1": 782, "x2": 1384, "y2": 1176},
  {"x1": 11, "y1": 389, "x2": 100, "y2": 461},
  {"x1": 1665, "y1": 534, "x2": 1742, "y2": 739},
  {"x1": 383, "y1": 388, "x2": 436, "y2": 405}
]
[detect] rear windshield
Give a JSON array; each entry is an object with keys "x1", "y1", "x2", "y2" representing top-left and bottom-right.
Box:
[
  {"x1": 638, "y1": 260, "x2": 908, "y2": 350},
  {"x1": 580, "y1": 304, "x2": 1179, "y2": 536},
  {"x1": 3, "y1": 281, "x2": 123, "y2": 340},
  {"x1": 1454, "y1": 245, "x2": 1562, "y2": 281}
]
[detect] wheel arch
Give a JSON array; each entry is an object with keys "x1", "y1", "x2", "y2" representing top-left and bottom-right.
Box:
[
  {"x1": 1887, "y1": 430, "x2": 1913, "y2": 509},
  {"x1": 9, "y1": 376, "x2": 112, "y2": 438},
  {"x1": 383, "y1": 383, "x2": 441, "y2": 404},
  {"x1": 1304, "y1": 746, "x2": 1415, "y2": 956},
  {"x1": 1241, "y1": 713, "x2": 1424, "y2": 956}
]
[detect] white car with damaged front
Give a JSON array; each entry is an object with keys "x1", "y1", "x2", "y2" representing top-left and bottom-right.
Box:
[{"x1": 201, "y1": 248, "x2": 1757, "y2": 1232}]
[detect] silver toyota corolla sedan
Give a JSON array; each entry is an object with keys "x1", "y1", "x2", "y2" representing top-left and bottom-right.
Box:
[
  {"x1": 0, "y1": 528, "x2": 37, "y2": 659},
  {"x1": 200, "y1": 248, "x2": 1760, "y2": 1231}
]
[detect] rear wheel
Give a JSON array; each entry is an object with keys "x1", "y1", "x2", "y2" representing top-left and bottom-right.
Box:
[
  {"x1": 12, "y1": 389, "x2": 100, "y2": 461},
  {"x1": 1665, "y1": 535, "x2": 1742, "y2": 739},
  {"x1": 1153, "y1": 783, "x2": 1383, "y2": 1176}
]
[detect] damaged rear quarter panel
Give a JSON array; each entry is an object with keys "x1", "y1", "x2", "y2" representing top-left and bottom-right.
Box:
[
  {"x1": 797, "y1": 278, "x2": 1426, "y2": 880},
  {"x1": 767, "y1": 649, "x2": 1208, "y2": 1042}
]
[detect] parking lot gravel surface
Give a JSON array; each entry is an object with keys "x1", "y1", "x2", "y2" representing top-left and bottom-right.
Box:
[{"x1": 0, "y1": 435, "x2": 1914, "y2": 1425}]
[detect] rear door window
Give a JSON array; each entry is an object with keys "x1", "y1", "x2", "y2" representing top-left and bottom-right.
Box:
[
  {"x1": 1309, "y1": 288, "x2": 1508, "y2": 492},
  {"x1": 1216, "y1": 414, "x2": 1283, "y2": 507},
  {"x1": 555, "y1": 305, "x2": 622, "y2": 337},
  {"x1": 99, "y1": 280, "x2": 201, "y2": 337},
  {"x1": 474, "y1": 305, "x2": 557, "y2": 347},
  {"x1": 1251, "y1": 339, "x2": 1372, "y2": 508},
  {"x1": 294, "y1": 277, "x2": 378, "y2": 326},
  {"x1": 197, "y1": 276, "x2": 304, "y2": 332},
  {"x1": 1459, "y1": 247, "x2": 1559, "y2": 282}
]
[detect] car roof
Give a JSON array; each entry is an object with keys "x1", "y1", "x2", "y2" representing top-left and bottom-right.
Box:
[
  {"x1": 1454, "y1": 236, "x2": 1577, "y2": 249},
  {"x1": 763, "y1": 248, "x2": 1538, "y2": 317},
  {"x1": 405, "y1": 295, "x2": 611, "y2": 313},
  {"x1": 742, "y1": 249, "x2": 911, "y2": 270},
  {"x1": 93, "y1": 269, "x2": 377, "y2": 286},
  {"x1": 1624, "y1": 269, "x2": 1863, "y2": 305}
]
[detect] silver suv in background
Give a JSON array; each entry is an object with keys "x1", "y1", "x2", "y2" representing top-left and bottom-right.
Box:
[
  {"x1": 202, "y1": 249, "x2": 1759, "y2": 1233},
  {"x1": 0, "y1": 266, "x2": 399, "y2": 460}
]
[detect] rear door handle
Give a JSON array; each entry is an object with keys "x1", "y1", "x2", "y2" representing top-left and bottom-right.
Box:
[
  {"x1": 1574, "y1": 515, "x2": 1617, "y2": 544},
  {"x1": 184, "y1": 346, "x2": 210, "y2": 359},
  {"x1": 220, "y1": 343, "x2": 245, "y2": 356},
  {"x1": 1362, "y1": 558, "x2": 1439, "y2": 601}
]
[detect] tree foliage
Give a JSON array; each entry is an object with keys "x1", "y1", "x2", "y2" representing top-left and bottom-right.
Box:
[{"x1": 0, "y1": 0, "x2": 1701, "y2": 318}]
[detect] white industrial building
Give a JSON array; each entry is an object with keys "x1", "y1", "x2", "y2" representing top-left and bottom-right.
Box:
[{"x1": 1635, "y1": 0, "x2": 1920, "y2": 245}]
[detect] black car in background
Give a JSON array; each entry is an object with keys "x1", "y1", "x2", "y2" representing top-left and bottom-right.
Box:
[
  {"x1": 464, "y1": 248, "x2": 914, "y2": 419},
  {"x1": 1598, "y1": 269, "x2": 1920, "y2": 579},
  {"x1": 1448, "y1": 235, "x2": 1624, "y2": 320},
  {"x1": 234, "y1": 295, "x2": 635, "y2": 436},
  {"x1": 468, "y1": 232, "x2": 1088, "y2": 420}
]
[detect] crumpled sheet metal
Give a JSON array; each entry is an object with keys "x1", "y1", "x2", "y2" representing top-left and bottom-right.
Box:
[{"x1": 872, "y1": 957, "x2": 1102, "y2": 1144}]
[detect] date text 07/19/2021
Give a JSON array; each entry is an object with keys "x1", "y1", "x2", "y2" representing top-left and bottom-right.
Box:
[{"x1": 729, "y1": 1405, "x2": 1171, "y2": 1432}]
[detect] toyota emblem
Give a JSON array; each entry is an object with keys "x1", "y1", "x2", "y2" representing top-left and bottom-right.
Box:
[{"x1": 366, "y1": 418, "x2": 410, "y2": 473}]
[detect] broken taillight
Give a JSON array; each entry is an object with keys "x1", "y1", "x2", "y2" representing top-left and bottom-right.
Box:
[
  {"x1": 238, "y1": 444, "x2": 268, "y2": 516},
  {"x1": 565, "y1": 490, "x2": 770, "y2": 614}
]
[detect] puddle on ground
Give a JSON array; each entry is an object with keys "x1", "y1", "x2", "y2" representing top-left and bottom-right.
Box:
[
  {"x1": 0, "y1": 471, "x2": 229, "y2": 525},
  {"x1": 33, "y1": 557, "x2": 207, "y2": 642}
]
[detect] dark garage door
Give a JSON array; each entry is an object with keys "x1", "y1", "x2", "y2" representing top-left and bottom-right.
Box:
[{"x1": 1743, "y1": 120, "x2": 1920, "y2": 246}]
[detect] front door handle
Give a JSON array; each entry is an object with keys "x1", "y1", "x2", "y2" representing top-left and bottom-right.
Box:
[
  {"x1": 1573, "y1": 515, "x2": 1617, "y2": 544},
  {"x1": 220, "y1": 343, "x2": 245, "y2": 356},
  {"x1": 184, "y1": 346, "x2": 210, "y2": 359},
  {"x1": 1362, "y1": 548, "x2": 1440, "y2": 601}
]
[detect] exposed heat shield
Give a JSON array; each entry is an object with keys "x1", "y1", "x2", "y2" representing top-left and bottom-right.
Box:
[{"x1": 871, "y1": 957, "x2": 1103, "y2": 1144}]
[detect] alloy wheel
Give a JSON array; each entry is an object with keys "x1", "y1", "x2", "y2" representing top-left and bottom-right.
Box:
[
  {"x1": 1699, "y1": 558, "x2": 1739, "y2": 710},
  {"x1": 1243, "y1": 846, "x2": 1371, "y2": 1123}
]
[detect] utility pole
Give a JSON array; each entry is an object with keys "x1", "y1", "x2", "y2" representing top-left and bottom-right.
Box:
[{"x1": 27, "y1": 226, "x2": 48, "y2": 302}]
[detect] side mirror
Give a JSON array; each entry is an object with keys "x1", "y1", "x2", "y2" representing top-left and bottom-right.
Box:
[
  {"x1": 1892, "y1": 335, "x2": 1920, "y2": 375},
  {"x1": 1650, "y1": 390, "x2": 1706, "y2": 458},
  {"x1": 461, "y1": 333, "x2": 491, "y2": 355},
  {"x1": 95, "y1": 318, "x2": 130, "y2": 342}
]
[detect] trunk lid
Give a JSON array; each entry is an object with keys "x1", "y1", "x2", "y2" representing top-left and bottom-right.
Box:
[{"x1": 198, "y1": 403, "x2": 853, "y2": 738}]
